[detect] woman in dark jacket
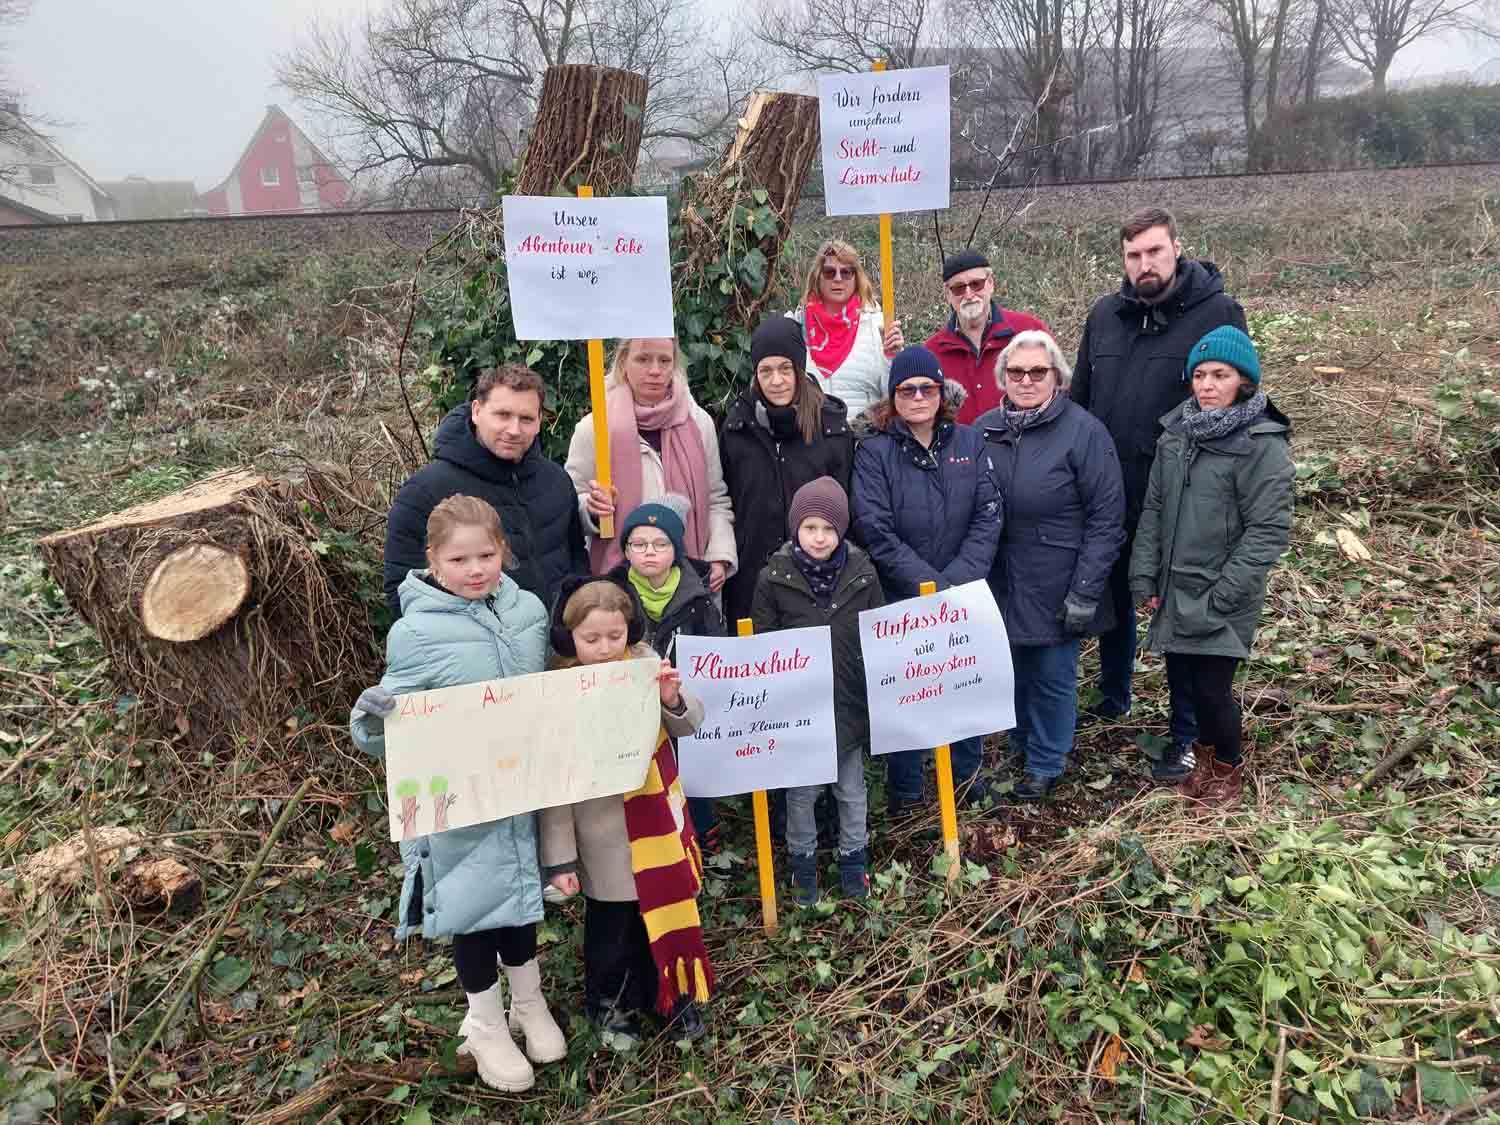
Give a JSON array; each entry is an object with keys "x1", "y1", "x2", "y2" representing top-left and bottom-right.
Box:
[
  {"x1": 978, "y1": 330, "x2": 1125, "y2": 800},
  {"x1": 721, "y1": 317, "x2": 855, "y2": 629},
  {"x1": 851, "y1": 346, "x2": 1003, "y2": 814},
  {"x1": 1130, "y1": 326, "x2": 1294, "y2": 807}
]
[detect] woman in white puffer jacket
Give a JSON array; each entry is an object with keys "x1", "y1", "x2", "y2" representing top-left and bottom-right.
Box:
[{"x1": 786, "y1": 239, "x2": 904, "y2": 422}]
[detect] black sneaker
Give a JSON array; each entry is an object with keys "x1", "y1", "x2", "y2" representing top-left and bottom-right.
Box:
[
  {"x1": 838, "y1": 849, "x2": 870, "y2": 899},
  {"x1": 788, "y1": 852, "x2": 818, "y2": 907},
  {"x1": 664, "y1": 998, "x2": 706, "y2": 1042},
  {"x1": 1013, "y1": 772, "x2": 1058, "y2": 801},
  {"x1": 1151, "y1": 740, "x2": 1198, "y2": 783}
]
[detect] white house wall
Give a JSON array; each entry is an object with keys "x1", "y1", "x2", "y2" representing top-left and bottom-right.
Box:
[{"x1": 0, "y1": 137, "x2": 111, "y2": 220}]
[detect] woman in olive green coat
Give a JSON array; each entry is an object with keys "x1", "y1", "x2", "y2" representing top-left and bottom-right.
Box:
[{"x1": 1129, "y1": 326, "x2": 1294, "y2": 806}]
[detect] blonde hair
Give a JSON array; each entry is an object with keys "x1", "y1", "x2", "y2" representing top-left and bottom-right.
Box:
[
  {"x1": 426, "y1": 495, "x2": 508, "y2": 560},
  {"x1": 800, "y1": 238, "x2": 877, "y2": 309},
  {"x1": 551, "y1": 581, "x2": 654, "y2": 669},
  {"x1": 606, "y1": 337, "x2": 688, "y2": 392}
]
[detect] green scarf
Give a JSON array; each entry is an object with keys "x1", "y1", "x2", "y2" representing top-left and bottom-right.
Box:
[{"x1": 628, "y1": 565, "x2": 681, "y2": 621}]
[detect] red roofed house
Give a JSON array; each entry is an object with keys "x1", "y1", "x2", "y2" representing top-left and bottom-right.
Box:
[{"x1": 196, "y1": 105, "x2": 351, "y2": 216}]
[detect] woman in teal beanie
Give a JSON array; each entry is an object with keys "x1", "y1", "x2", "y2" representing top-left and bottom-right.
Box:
[{"x1": 1128, "y1": 325, "x2": 1294, "y2": 805}]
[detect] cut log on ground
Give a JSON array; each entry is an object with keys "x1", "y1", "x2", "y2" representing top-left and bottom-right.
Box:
[
  {"x1": 676, "y1": 90, "x2": 821, "y2": 328},
  {"x1": 515, "y1": 64, "x2": 648, "y2": 196},
  {"x1": 38, "y1": 468, "x2": 380, "y2": 749}
]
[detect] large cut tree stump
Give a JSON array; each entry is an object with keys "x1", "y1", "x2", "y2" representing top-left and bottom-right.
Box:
[
  {"x1": 676, "y1": 91, "x2": 822, "y2": 327},
  {"x1": 38, "y1": 469, "x2": 380, "y2": 747},
  {"x1": 515, "y1": 64, "x2": 649, "y2": 195}
]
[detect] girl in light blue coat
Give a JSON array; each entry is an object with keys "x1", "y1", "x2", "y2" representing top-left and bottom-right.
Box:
[{"x1": 350, "y1": 495, "x2": 561, "y2": 1093}]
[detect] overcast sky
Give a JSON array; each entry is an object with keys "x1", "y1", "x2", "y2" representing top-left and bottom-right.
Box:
[{"x1": 8, "y1": 0, "x2": 1496, "y2": 187}]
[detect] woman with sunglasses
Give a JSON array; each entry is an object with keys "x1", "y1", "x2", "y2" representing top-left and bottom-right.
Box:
[
  {"x1": 851, "y1": 346, "x2": 1003, "y2": 816},
  {"x1": 786, "y1": 239, "x2": 904, "y2": 421},
  {"x1": 977, "y1": 330, "x2": 1125, "y2": 801}
]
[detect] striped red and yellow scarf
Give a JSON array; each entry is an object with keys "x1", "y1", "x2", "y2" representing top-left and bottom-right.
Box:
[{"x1": 622, "y1": 726, "x2": 715, "y2": 1014}]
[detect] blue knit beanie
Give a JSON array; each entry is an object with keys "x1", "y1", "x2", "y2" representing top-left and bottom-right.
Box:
[
  {"x1": 1186, "y1": 325, "x2": 1261, "y2": 385},
  {"x1": 888, "y1": 346, "x2": 944, "y2": 399},
  {"x1": 619, "y1": 500, "x2": 686, "y2": 564}
]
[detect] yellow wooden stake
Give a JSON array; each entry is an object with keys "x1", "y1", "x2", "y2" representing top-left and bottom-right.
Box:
[
  {"x1": 578, "y1": 185, "x2": 614, "y2": 541},
  {"x1": 873, "y1": 60, "x2": 897, "y2": 332},
  {"x1": 919, "y1": 580, "x2": 962, "y2": 884},
  {"x1": 739, "y1": 616, "x2": 780, "y2": 935}
]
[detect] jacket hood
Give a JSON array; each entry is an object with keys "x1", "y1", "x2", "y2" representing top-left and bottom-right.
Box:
[
  {"x1": 397, "y1": 568, "x2": 522, "y2": 615},
  {"x1": 1116, "y1": 258, "x2": 1227, "y2": 316},
  {"x1": 975, "y1": 391, "x2": 1070, "y2": 438},
  {"x1": 849, "y1": 380, "x2": 968, "y2": 438},
  {"x1": 607, "y1": 556, "x2": 711, "y2": 613},
  {"x1": 433, "y1": 403, "x2": 542, "y2": 484}
]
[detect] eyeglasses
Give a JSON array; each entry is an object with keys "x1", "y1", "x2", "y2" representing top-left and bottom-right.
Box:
[
  {"x1": 1004, "y1": 366, "x2": 1053, "y2": 384},
  {"x1": 757, "y1": 362, "x2": 797, "y2": 379},
  {"x1": 821, "y1": 265, "x2": 856, "y2": 281},
  {"x1": 625, "y1": 539, "x2": 672, "y2": 555},
  {"x1": 947, "y1": 277, "x2": 990, "y2": 297},
  {"x1": 894, "y1": 382, "x2": 942, "y2": 400}
]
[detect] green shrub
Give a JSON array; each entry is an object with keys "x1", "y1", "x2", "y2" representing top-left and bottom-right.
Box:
[{"x1": 1259, "y1": 84, "x2": 1500, "y2": 170}]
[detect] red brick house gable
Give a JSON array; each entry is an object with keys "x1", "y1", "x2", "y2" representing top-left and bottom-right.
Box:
[{"x1": 196, "y1": 105, "x2": 352, "y2": 216}]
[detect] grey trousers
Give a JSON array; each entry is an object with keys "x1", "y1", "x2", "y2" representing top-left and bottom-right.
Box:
[{"x1": 787, "y1": 744, "x2": 868, "y2": 858}]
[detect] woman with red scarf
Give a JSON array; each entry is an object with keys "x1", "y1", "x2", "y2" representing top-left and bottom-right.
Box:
[{"x1": 787, "y1": 239, "x2": 905, "y2": 421}]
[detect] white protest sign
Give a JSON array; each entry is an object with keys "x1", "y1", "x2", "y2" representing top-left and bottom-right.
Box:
[
  {"x1": 501, "y1": 195, "x2": 674, "y2": 341},
  {"x1": 382, "y1": 657, "x2": 661, "y2": 841},
  {"x1": 818, "y1": 66, "x2": 951, "y2": 216},
  {"x1": 859, "y1": 580, "x2": 1015, "y2": 756},
  {"x1": 675, "y1": 628, "x2": 838, "y2": 798}
]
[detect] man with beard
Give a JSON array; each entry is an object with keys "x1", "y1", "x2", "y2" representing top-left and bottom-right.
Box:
[
  {"x1": 925, "y1": 251, "x2": 1049, "y2": 425},
  {"x1": 1071, "y1": 208, "x2": 1248, "y2": 782},
  {"x1": 383, "y1": 364, "x2": 587, "y2": 619}
]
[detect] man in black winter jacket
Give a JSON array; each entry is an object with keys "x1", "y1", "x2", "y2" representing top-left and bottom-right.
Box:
[
  {"x1": 382, "y1": 365, "x2": 587, "y2": 618},
  {"x1": 1071, "y1": 208, "x2": 1248, "y2": 771}
]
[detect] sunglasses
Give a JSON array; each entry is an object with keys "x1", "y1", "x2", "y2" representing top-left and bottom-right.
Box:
[
  {"x1": 894, "y1": 381, "x2": 942, "y2": 400},
  {"x1": 947, "y1": 277, "x2": 989, "y2": 297},
  {"x1": 1004, "y1": 366, "x2": 1053, "y2": 384},
  {"x1": 821, "y1": 265, "x2": 857, "y2": 281}
]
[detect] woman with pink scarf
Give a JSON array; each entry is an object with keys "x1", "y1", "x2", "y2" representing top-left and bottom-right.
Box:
[{"x1": 565, "y1": 337, "x2": 737, "y2": 587}]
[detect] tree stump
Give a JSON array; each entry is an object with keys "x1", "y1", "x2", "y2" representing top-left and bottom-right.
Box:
[
  {"x1": 515, "y1": 64, "x2": 649, "y2": 196},
  {"x1": 38, "y1": 469, "x2": 380, "y2": 748}
]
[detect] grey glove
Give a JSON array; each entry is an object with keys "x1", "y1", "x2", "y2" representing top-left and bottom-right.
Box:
[
  {"x1": 355, "y1": 685, "x2": 397, "y2": 717},
  {"x1": 1059, "y1": 594, "x2": 1098, "y2": 636}
]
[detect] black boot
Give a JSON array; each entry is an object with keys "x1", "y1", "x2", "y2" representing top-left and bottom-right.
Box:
[
  {"x1": 838, "y1": 848, "x2": 870, "y2": 899},
  {"x1": 664, "y1": 997, "x2": 706, "y2": 1042},
  {"x1": 1013, "y1": 772, "x2": 1058, "y2": 801},
  {"x1": 788, "y1": 852, "x2": 818, "y2": 906}
]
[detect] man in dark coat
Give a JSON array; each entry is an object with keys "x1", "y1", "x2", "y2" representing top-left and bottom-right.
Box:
[
  {"x1": 1071, "y1": 207, "x2": 1248, "y2": 759},
  {"x1": 924, "y1": 250, "x2": 1050, "y2": 426},
  {"x1": 383, "y1": 365, "x2": 587, "y2": 618}
]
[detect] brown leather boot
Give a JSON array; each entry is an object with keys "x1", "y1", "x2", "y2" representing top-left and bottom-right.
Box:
[
  {"x1": 1197, "y1": 759, "x2": 1245, "y2": 807},
  {"x1": 1175, "y1": 744, "x2": 1215, "y2": 799}
]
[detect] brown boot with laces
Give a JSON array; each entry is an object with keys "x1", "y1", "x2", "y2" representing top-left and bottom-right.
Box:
[{"x1": 1175, "y1": 743, "x2": 1215, "y2": 799}]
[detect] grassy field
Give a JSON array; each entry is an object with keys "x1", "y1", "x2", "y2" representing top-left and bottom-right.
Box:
[{"x1": 2, "y1": 166, "x2": 1500, "y2": 1123}]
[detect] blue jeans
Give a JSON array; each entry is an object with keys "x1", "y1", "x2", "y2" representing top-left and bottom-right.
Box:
[
  {"x1": 885, "y1": 735, "x2": 983, "y2": 803},
  {"x1": 1100, "y1": 547, "x2": 1198, "y2": 744},
  {"x1": 1010, "y1": 640, "x2": 1079, "y2": 779}
]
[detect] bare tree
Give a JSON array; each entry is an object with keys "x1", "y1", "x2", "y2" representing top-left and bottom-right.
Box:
[
  {"x1": 1200, "y1": 0, "x2": 1296, "y2": 162},
  {"x1": 0, "y1": 0, "x2": 34, "y2": 189},
  {"x1": 751, "y1": 0, "x2": 933, "y2": 72},
  {"x1": 1327, "y1": 0, "x2": 1499, "y2": 93},
  {"x1": 1106, "y1": 0, "x2": 1184, "y2": 173}
]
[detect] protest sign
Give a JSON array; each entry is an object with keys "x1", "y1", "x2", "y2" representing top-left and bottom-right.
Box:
[
  {"x1": 676, "y1": 628, "x2": 838, "y2": 798},
  {"x1": 501, "y1": 194, "x2": 674, "y2": 341},
  {"x1": 817, "y1": 65, "x2": 950, "y2": 217},
  {"x1": 859, "y1": 580, "x2": 1015, "y2": 756},
  {"x1": 381, "y1": 657, "x2": 661, "y2": 841}
]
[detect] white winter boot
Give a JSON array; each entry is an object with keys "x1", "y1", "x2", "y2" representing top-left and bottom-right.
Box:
[
  {"x1": 505, "y1": 959, "x2": 568, "y2": 1064},
  {"x1": 458, "y1": 985, "x2": 535, "y2": 1091}
]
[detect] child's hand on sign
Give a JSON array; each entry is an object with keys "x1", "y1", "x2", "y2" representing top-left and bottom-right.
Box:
[
  {"x1": 882, "y1": 319, "x2": 905, "y2": 358},
  {"x1": 585, "y1": 479, "x2": 617, "y2": 520},
  {"x1": 549, "y1": 872, "x2": 580, "y2": 897},
  {"x1": 658, "y1": 660, "x2": 683, "y2": 710}
]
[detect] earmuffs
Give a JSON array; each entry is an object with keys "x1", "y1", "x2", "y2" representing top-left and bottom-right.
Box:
[{"x1": 548, "y1": 572, "x2": 646, "y2": 657}]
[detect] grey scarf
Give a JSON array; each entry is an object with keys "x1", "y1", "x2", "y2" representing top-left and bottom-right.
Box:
[
  {"x1": 1179, "y1": 390, "x2": 1267, "y2": 448},
  {"x1": 1001, "y1": 391, "x2": 1058, "y2": 434}
]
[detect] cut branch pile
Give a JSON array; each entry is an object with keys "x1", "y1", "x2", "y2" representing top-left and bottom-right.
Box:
[{"x1": 37, "y1": 468, "x2": 380, "y2": 748}]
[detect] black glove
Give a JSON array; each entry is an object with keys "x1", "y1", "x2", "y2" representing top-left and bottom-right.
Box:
[
  {"x1": 1059, "y1": 594, "x2": 1098, "y2": 636},
  {"x1": 355, "y1": 685, "x2": 397, "y2": 717}
]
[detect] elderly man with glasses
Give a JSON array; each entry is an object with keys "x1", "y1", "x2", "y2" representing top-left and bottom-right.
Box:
[{"x1": 924, "y1": 250, "x2": 1049, "y2": 425}]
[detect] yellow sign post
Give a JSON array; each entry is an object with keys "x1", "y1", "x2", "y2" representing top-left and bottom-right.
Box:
[
  {"x1": 738, "y1": 616, "x2": 780, "y2": 935},
  {"x1": 918, "y1": 580, "x2": 962, "y2": 883},
  {"x1": 577, "y1": 184, "x2": 614, "y2": 541},
  {"x1": 873, "y1": 60, "x2": 897, "y2": 333}
]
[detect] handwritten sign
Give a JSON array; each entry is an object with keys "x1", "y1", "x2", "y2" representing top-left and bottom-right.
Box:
[
  {"x1": 817, "y1": 65, "x2": 950, "y2": 216},
  {"x1": 676, "y1": 628, "x2": 838, "y2": 798},
  {"x1": 381, "y1": 657, "x2": 661, "y2": 841},
  {"x1": 859, "y1": 581, "x2": 1015, "y2": 756},
  {"x1": 501, "y1": 195, "x2": 674, "y2": 341}
]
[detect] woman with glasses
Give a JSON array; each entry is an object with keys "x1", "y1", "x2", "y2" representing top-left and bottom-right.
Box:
[
  {"x1": 851, "y1": 346, "x2": 1003, "y2": 816},
  {"x1": 566, "y1": 337, "x2": 737, "y2": 583},
  {"x1": 785, "y1": 239, "x2": 904, "y2": 421},
  {"x1": 977, "y1": 331, "x2": 1125, "y2": 800},
  {"x1": 720, "y1": 318, "x2": 855, "y2": 629}
]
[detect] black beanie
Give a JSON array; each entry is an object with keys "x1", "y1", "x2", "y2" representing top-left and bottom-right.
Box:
[
  {"x1": 942, "y1": 250, "x2": 990, "y2": 282},
  {"x1": 750, "y1": 317, "x2": 807, "y2": 373}
]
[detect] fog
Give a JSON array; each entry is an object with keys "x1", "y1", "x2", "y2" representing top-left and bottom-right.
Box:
[{"x1": 8, "y1": 0, "x2": 1496, "y2": 189}]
